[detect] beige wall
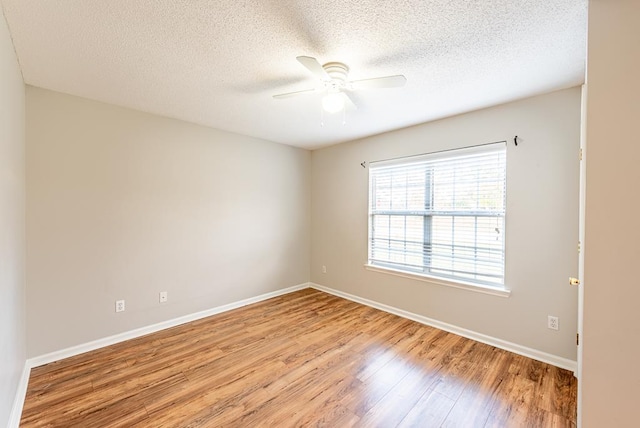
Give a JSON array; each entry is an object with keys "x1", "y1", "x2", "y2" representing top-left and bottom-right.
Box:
[
  {"x1": 582, "y1": 0, "x2": 640, "y2": 425},
  {"x1": 26, "y1": 87, "x2": 310, "y2": 357},
  {"x1": 0, "y1": 7, "x2": 26, "y2": 427},
  {"x1": 311, "y1": 88, "x2": 581, "y2": 360}
]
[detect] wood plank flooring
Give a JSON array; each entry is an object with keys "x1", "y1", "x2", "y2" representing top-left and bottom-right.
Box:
[{"x1": 20, "y1": 288, "x2": 577, "y2": 427}]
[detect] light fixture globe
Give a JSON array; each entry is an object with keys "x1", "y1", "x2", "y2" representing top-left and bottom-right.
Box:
[{"x1": 322, "y1": 92, "x2": 345, "y2": 114}]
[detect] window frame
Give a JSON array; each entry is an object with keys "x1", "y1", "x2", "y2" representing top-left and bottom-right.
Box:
[{"x1": 366, "y1": 142, "x2": 509, "y2": 296}]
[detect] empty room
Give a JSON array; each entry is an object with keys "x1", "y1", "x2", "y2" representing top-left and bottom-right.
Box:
[{"x1": 1, "y1": 1, "x2": 638, "y2": 427}]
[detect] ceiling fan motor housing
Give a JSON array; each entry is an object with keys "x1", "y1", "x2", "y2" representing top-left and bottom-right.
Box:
[{"x1": 322, "y1": 62, "x2": 349, "y2": 91}]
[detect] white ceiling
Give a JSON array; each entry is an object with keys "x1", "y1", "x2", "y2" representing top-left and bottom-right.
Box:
[{"x1": 1, "y1": 0, "x2": 587, "y2": 149}]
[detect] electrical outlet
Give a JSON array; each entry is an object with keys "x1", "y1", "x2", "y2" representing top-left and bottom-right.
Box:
[
  {"x1": 159, "y1": 291, "x2": 168, "y2": 303},
  {"x1": 115, "y1": 300, "x2": 125, "y2": 313},
  {"x1": 548, "y1": 315, "x2": 559, "y2": 330},
  {"x1": 322, "y1": 265, "x2": 327, "y2": 274}
]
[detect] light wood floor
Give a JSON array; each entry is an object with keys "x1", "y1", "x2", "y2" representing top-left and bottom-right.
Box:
[{"x1": 20, "y1": 288, "x2": 576, "y2": 427}]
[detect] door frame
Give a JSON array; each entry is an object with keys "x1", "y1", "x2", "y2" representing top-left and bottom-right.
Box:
[{"x1": 576, "y1": 84, "x2": 587, "y2": 427}]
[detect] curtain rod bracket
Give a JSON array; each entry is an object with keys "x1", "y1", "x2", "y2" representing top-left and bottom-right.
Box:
[
  {"x1": 514, "y1": 135, "x2": 518, "y2": 146},
  {"x1": 361, "y1": 161, "x2": 366, "y2": 168}
]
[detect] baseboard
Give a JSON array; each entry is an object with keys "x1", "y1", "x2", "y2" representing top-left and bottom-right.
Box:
[
  {"x1": 28, "y1": 282, "x2": 309, "y2": 368},
  {"x1": 310, "y1": 282, "x2": 577, "y2": 372},
  {"x1": 7, "y1": 361, "x2": 31, "y2": 428}
]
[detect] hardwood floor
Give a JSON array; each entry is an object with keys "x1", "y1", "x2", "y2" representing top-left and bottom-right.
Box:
[{"x1": 20, "y1": 289, "x2": 577, "y2": 427}]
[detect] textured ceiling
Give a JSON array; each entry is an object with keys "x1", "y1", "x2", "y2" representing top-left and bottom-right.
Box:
[{"x1": 1, "y1": 0, "x2": 587, "y2": 149}]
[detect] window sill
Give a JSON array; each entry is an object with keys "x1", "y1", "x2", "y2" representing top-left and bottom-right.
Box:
[{"x1": 363, "y1": 264, "x2": 511, "y2": 298}]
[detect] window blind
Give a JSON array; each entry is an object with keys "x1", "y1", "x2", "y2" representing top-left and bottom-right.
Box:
[{"x1": 368, "y1": 143, "x2": 507, "y2": 287}]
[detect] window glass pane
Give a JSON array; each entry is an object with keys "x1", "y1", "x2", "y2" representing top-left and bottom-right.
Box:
[
  {"x1": 405, "y1": 216, "x2": 423, "y2": 242},
  {"x1": 391, "y1": 173, "x2": 407, "y2": 210},
  {"x1": 373, "y1": 175, "x2": 391, "y2": 210},
  {"x1": 429, "y1": 216, "x2": 451, "y2": 276},
  {"x1": 406, "y1": 169, "x2": 426, "y2": 210}
]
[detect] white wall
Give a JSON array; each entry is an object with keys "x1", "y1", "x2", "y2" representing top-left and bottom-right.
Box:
[
  {"x1": 582, "y1": 0, "x2": 640, "y2": 425},
  {"x1": 311, "y1": 88, "x2": 581, "y2": 361},
  {"x1": 0, "y1": 6, "x2": 26, "y2": 428},
  {"x1": 26, "y1": 87, "x2": 310, "y2": 357}
]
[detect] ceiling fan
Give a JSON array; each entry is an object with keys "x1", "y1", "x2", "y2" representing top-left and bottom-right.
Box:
[{"x1": 273, "y1": 56, "x2": 407, "y2": 114}]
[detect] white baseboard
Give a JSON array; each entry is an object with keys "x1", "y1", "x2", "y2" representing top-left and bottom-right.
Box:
[
  {"x1": 8, "y1": 362, "x2": 31, "y2": 428},
  {"x1": 310, "y1": 282, "x2": 577, "y2": 372},
  {"x1": 28, "y1": 283, "x2": 309, "y2": 368}
]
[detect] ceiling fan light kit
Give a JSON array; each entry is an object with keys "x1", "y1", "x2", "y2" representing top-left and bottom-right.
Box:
[
  {"x1": 274, "y1": 56, "x2": 407, "y2": 115},
  {"x1": 322, "y1": 92, "x2": 345, "y2": 114}
]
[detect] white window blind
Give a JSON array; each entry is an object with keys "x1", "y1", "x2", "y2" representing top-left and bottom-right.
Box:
[{"x1": 368, "y1": 143, "x2": 507, "y2": 287}]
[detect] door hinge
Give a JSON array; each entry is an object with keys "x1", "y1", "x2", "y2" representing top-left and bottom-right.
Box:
[
  {"x1": 579, "y1": 148, "x2": 583, "y2": 161},
  {"x1": 576, "y1": 333, "x2": 580, "y2": 346},
  {"x1": 578, "y1": 241, "x2": 581, "y2": 253}
]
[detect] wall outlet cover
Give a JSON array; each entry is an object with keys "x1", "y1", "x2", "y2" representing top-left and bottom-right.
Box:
[{"x1": 548, "y1": 315, "x2": 559, "y2": 330}]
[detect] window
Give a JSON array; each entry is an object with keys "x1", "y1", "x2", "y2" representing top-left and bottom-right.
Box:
[{"x1": 368, "y1": 143, "x2": 507, "y2": 288}]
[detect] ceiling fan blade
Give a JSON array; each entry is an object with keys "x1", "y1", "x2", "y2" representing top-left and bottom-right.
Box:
[
  {"x1": 296, "y1": 56, "x2": 330, "y2": 80},
  {"x1": 272, "y1": 88, "x2": 317, "y2": 99},
  {"x1": 350, "y1": 75, "x2": 407, "y2": 90},
  {"x1": 341, "y1": 92, "x2": 358, "y2": 111}
]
